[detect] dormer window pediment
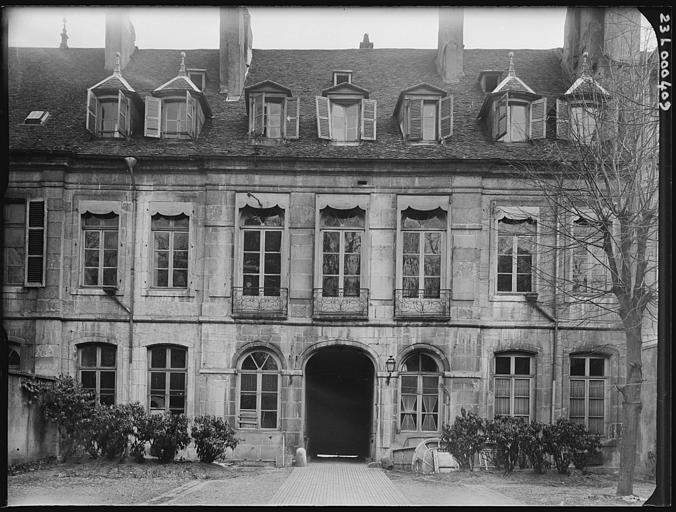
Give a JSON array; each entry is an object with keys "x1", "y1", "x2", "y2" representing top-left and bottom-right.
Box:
[
  {"x1": 244, "y1": 80, "x2": 299, "y2": 141},
  {"x1": 394, "y1": 83, "x2": 453, "y2": 144}
]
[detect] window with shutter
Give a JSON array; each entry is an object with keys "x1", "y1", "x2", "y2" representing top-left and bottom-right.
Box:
[
  {"x1": 529, "y1": 98, "x2": 547, "y2": 140},
  {"x1": 361, "y1": 98, "x2": 377, "y2": 141},
  {"x1": 25, "y1": 199, "x2": 46, "y2": 287},
  {"x1": 407, "y1": 100, "x2": 423, "y2": 141},
  {"x1": 117, "y1": 90, "x2": 129, "y2": 137},
  {"x1": 144, "y1": 96, "x2": 162, "y2": 138},
  {"x1": 3, "y1": 200, "x2": 26, "y2": 286},
  {"x1": 495, "y1": 93, "x2": 509, "y2": 140},
  {"x1": 284, "y1": 97, "x2": 300, "y2": 139},
  {"x1": 316, "y1": 96, "x2": 331, "y2": 140},
  {"x1": 439, "y1": 96, "x2": 453, "y2": 141},
  {"x1": 86, "y1": 90, "x2": 99, "y2": 135}
]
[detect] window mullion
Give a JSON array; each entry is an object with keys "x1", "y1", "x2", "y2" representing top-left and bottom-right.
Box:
[
  {"x1": 97, "y1": 228, "x2": 104, "y2": 285},
  {"x1": 257, "y1": 372, "x2": 263, "y2": 429}
]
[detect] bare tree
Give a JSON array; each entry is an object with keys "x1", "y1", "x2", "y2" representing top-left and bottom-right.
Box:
[{"x1": 515, "y1": 15, "x2": 658, "y2": 496}]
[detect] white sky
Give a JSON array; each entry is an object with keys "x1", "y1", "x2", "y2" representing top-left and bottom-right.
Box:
[{"x1": 6, "y1": 7, "x2": 571, "y2": 50}]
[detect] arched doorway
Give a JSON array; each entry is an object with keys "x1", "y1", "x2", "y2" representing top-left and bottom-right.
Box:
[{"x1": 305, "y1": 346, "x2": 374, "y2": 459}]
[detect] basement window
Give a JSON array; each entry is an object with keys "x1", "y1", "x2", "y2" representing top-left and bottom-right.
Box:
[{"x1": 23, "y1": 111, "x2": 50, "y2": 125}]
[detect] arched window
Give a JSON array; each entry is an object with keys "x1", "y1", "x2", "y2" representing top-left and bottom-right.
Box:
[
  {"x1": 400, "y1": 352, "x2": 440, "y2": 432},
  {"x1": 8, "y1": 345, "x2": 21, "y2": 370},
  {"x1": 79, "y1": 343, "x2": 117, "y2": 405},
  {"x1": 148, "y1": 345, "x2": 187, "y2": 414},
  {"x1": 494, "y1": 352, "x2": 535, "y2": 420},
  {"x1": 569, "y1": 354, "x2": 607, "y2": 435},
  {"x1": 238, "y1": 350, "x2": 280, "y2": 429}
]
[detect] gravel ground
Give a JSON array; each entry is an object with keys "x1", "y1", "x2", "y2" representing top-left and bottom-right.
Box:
[{"x1": 6, "y1": 458, "x2": 657, "y2": 507}]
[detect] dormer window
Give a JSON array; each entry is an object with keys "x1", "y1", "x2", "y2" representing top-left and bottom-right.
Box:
[
  {"x1": 245, "y1": 80, "x2": 299, "y2": 142},
  {"x1": 332, "y1": 70, "x2": 353, "y2": 86},
  {"x1": 477, "y1": 53, "x2": 547, "y2": 142},
  {"x1": 86, "y1": 52, "x2": 139, "y2": 138},
  {"x1": 144, "y1": 52, "x2": 211, "y2": 140},
  {"x1": 316, "y1": 80, "x2": 376, "y2": 144},
  {"x1": 394, "y1": 83, "x2": 453, "y2": 143},
  {"x1": 23, "y1": 111, "x2": 50, "y2": 125},
  {"x1": 187, "y1": 69, "x2": 206, "y2": 91},
  {"x1": 556, "y1": 53, "x2": 615, "y2": 144},
  {"x1": 478, "y1": 71, "x2": 504, "y2": 93}
]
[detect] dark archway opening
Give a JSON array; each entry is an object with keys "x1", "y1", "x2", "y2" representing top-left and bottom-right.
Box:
[{"x1": 305, "y1": 347, "x2": 374, "y2": 459}]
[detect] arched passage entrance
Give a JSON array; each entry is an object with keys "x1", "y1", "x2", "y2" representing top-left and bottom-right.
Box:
[{"x1": 305, "y1": 346, "x2": 374, "y2": 459}]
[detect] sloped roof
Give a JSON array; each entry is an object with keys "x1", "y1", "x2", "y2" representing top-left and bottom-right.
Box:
[{"x1": 8, "y1": 46, "x2": 571, "y2": 161}]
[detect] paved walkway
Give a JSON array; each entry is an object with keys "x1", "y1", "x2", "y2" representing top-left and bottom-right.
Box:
[{"x1": 270, "y1": 462, "x2": 410, "y2": 506}]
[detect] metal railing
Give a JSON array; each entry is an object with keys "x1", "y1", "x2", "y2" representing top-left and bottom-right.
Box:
[
  {"x1": 312, "y1": 288, "x2": 369, "y2": 319},
  {"x1": 394, "y1": 289, "x2": 451, "y2": 320},
  {"x1": 232, "y1": 287, "x2": 288, "y2": 318}
]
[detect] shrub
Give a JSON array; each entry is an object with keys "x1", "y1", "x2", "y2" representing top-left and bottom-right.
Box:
[
  {"x1": 440, "y1": 408, "x2": 486, "y2": 471},
  {"x1": 88, "y1": 402, "x2": 146, "y2": 460},
  {"x1": 571, "y1": 427, "x2": 601, "y2": 472},
  {"x1": 140, "y1": 412, "x2": 190, "y2": 463},
  {"x1": 485, "y1": 415, "x2": 527, "y2": 474},
  {"x1": 191, "y1": 416, "x2": 240, "y2": 463},
  {"x1": 22, "y1": 375, "x2": 97, "y2": 461},
  {"x1": 520, "y1": 421, "x2": 549, "y2": 474},
  {"x1": 543, "y1": 418, "x2": 595, "y2": 475}
]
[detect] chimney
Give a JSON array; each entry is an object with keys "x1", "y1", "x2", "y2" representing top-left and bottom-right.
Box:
[
  {"x1": 219, "y1": 7, "x2": 253, "y2": 100},
  {"x1": 59, "y1": 17, "x2": 68, "y2": 49},
  {"x1": 436, "y1": 8, "x2": 464, "y2": 83},
  {"x1": 105, "y1": 9, "x2": 136, "y2": 72},
  {"x1": 359, "y1": 33, "x2": 373, "y2": 49}
]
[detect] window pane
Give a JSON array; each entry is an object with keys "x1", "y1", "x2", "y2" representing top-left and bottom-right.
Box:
[
  {"x1": 343, "y1": 277, "x2": 360, "y2": 296},
  {"x1": 513, "y1": 397, "x2": 529, "y2": 416},
  {"x1": 424, "y1": 233, "x2": 441, "y2": 255},
  {"x1": 154, "y1": 232, "x2": 170, "y2": 250},
  {"x1": 150, "y1": 372, "x2": 166, "y2": 392},
  {"x1": 261, "y1": 393, "x2": 277, "y2": 409},
  {"x1": 243, "y1": 253, "x2": 260, "y2": 274},
  {"x1": 517, "y1": 255, "x2": 532, "y2": 273},
  {"x1": 102, "y1": 268, "x2": 117, "y2": 286},
  {"x1": 243, "y1": 231, "x2": 261, "y2": 251},
  {"x1": 514, "y1": 357, "x2": 530, "y2": 375},
  {"x1": 243, "y1": 275, "x2": 259, "y2": 293},
  {"x1": 240, "y1": 373, "x2": 257, "y2": 391},
  {"x1": 262, "y1": 373, "x2": 278, "y2": 391},
  {"x1": 495, "y1": 397, "x2": 510, "y2": 416},
  {"x1": 403, "y1": 232, "x2": 419, "y2": 254},
  {"x1": 169, "y1": 395, "x2": 185, "y2": 413},
  {"x1": 570, "y1": 358, "x2": 586, "y2": 376},
  {"x1": 516, "y1": 274, "x2": 532, "y2": 292},
  {"x1": 100, "y1": 345, "x2": 116, "y2": 367},
  {"x1": 104, "y1": 231, "x2": 118, "y2": 249},
  {"x1": 80, "y1": 345, "x2": 97, "y2": 367},
  {"x1": 84, "y1": 231, "x2": 100, "y2": 249},
  {"x1": 422, "y1": 376, "x2": 438, "y2": 394},
  {"x1": 261, "y1": 411, "x2": 277, "y2": 428},
  {"x1": 401, "y1": 375, "x2": 418, "y2": 393},
  {"x1": 570, "y1": 398, "x2": 585, "y2": 418},
  {"x1": 323, "y1": 254, "x2": 339, "y2": 275},
  {"x1": 84, "y1": 249, "x2": 99, "y2": 267},
  {"x1": 265, "y1": 231, "x2": 282, "y2": 252},
  {"x1": 495, "y1": 356, "x2": 511, "y2": 375},
  {"x1": 420, "y1": 354, "x2": 437, "y2": 372},
  {"x1": 588, "y1": 418, "x2": 604, "y2": 435},
  {"x1": 100, "y1": 371, "x2": 115, "y2": 389},
  {"x1": 172, "y1": 270, "x2": 188, "y2": 288},
  {"x1": 264, "y1": 253, "x2": 281, "y2": 275},
  {"x1": 569, "y1": 379, "x2": 585, "y2": 398},
  {"x1": 344, "y1": 232, "x2": 361, "y2": 253},
  {"x1": 240, "y1": 393, "x2": 256, "y2": 410},
  {"x1": 261, "y1": 355, "x2": 278, "y2": 371},
  {"x1": 81, "y1": 371, "x2": 96, "y2": 389},
  {"x1": 589, "y1": 358, "x2": 605, "y2": 377},
  {"x1": 100, "y1": 393, "x2": 115, "y2": 406},
  {"x1": 241, "y1": 355, "x2": 257, "y2": 371},
  {"x1": 514, "y1": 378, "x2": 530, "y2": 397},
  {"x1": 323, "y1": 232, "x2": 340, "y2": 253},
  {"x1": 495, "y1": 377, "x2": 510, "y2": 397},
  {"x1": 402, "y1": 277, "x2": 419, "y2": 297},
  {"x1": 150, "y1": 347, "x2": 167, "y2": 368},
  {"x1": 103, "y1": 249, "x2": 117, "y2": 267},
  {"x1": 170, "y1": 372, "x2": 185, "y2": 391},
  {"x1": 155, "y1": 251, "x2": 169, "y2": 269},
  {"x1": 403, "y1": 256, "x2": 419, "y2": 277},
  {"x1": 344, "y1": 254, "x2": 360, "y2": 275},
  {"x1": 424, "y1": 255, "x2": 441, "y2": 276},
  {"x1": 170, "y1": 349, "x2": 186, "y2": 368},
  {"x1": 155, "y1": 269, "x2": 169, "y2": 287},
  {"x1": 150, "y1": 395, "x2": 166, "y2": 410},
  {"x1": 173, "y1": 251, "x2": 189, "y2": 270},
  {"x1": 589, "y1": 379, "x2": 604, "y2": 399},
  {"x1": 497, "y1": 274, "x2": 512, "y2": 292},
  {"x1": 423, "y1": 278, "x2": 440, "y2": 298}
]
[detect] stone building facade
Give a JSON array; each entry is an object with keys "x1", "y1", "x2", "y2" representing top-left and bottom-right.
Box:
[{"x1": 5, "y1": 7, "x2": 657, "y2": 466}]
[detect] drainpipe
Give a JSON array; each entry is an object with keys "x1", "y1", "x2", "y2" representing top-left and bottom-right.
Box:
[
  {"x1": 124, "y1": 157, "x2": 137, "y2": 374},
  {"x1": 551, "y1": 204, "x2": 560, "y2": 424}
]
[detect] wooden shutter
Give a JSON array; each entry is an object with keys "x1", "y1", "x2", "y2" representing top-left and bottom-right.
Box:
[
  {"x1": 556, "y1": 99, "x2": 570, "y2": 140},
  {"x1": 25, "y1": 199, "x2": 46, "y2": 287},
  {"x1": 144, "y1": 96, "x2": 162, "y2": 138},
  {"x1": 117, "y1": 90, "x2": 129, "y2": 138},
  {"x1": 284, "y1": 96, "x2": 300, "y2": 139},
  {"x1": 316, "y1": 96, "x2": 331, "y2": 139},
  {"x1": 86, "y1": 90, "x2": 99, "y2": 135},
  {"x1": 599, "y1": 99, "x2": 619, "y2": 142},
  {"x1": 195, "y1": 103, "x2": 204, "y2": 139},
  {"x1": 361, "y1": 98, "x2": 377, "y2": 141},
  {"x1": 186, "y1": 90, "x2": 195, "y2": 139},
  {"x1": 439, "y1": 95, "x2": 453, "y2": 141},
  {"x1": 529, "y1": 97, "x2": 547, "y2": 140},
  {"x1": 495, "y1": 93, "x2": 509, "y2": 140},
  {"x1": 250, "y1": 93, "x2": 265, "y2": 136},
  {"x1": 408, "y1": 99, "x2": 422, "y2": 141}
]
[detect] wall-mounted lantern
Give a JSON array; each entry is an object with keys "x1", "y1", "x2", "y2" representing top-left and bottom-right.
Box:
[{"x1": 385, "y1": 356, "x2": 396, "y2": 385}]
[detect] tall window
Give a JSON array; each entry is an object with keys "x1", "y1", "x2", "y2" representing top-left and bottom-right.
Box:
[
  {"x1": 570, "y1": 355, "x2": 606, "y2": 435},
  {"x1": 497, "y1": 217, "x2": 536, "y2": 292},
  {"x1": 151, "y1": 214, "x2": 189, "y2": 288},
  {"x1": 421, "y1": 101, "x2": 438, "y2": 141},
  {"x1": 79, "y1": 344, "x2": 116, "y2": 405},
  {"x1": 331, "y1": 101, "x2": 360, "y2": 142},
  {"x1": 570, "y1": 104, "x2": 599, "y2": 144},
  {"x1": 3, "y1": 200, "x2": 25, "y2": 286},
  {"x1": 572, "y1": 218, "x2": 608, "y2": 294},
  {"x1": 401, "y1": 208, "x2": 445, "y2": 298},
  {"x1": 99, "y1": 99, "x2": 119, "y2": 137},
  {"x1": 400, "y1": 352, "x2": 440, "y2": 432},
  {"x1": 82, "y1": 212, "x2": 118, "y2": 287},
  {"x1": 149, "y1": 345, "x2": 187, "y2": 414},
  {"x1": 241, "y1": 206, "x2": 283, "y2": 297},
  {"x1": 494, "y1": 353, "x2": 534, "y2": 420},
  {"x1": 163, "y1": 100, "x2": 187, "y2": 137},
  {"x1": 264, "y1": 99, "x2": 283, "y2": 139},
  {"x1": 320, "y1": 207, "x2": 364, "y2": 297},
  {"x1": 239, "y1": 351, "x2": 280, "y2": 429},
  {"x1": 508, "y1": 103, "x2": 529, "y2": 142}
]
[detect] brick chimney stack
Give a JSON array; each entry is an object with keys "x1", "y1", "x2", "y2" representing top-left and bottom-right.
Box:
[
  {"x1": 104, "y1": 9, "x2": 136, "y2": 72},
  {"x1": 436, "y1": 8, "x2": 464, "y2": 83},
  {"x1": 219, "y1": 7, "x2": 253, "y2": 100}
]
